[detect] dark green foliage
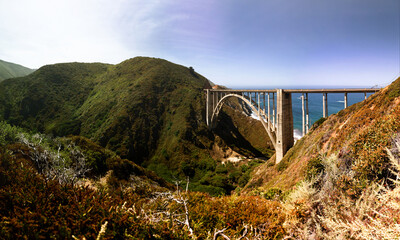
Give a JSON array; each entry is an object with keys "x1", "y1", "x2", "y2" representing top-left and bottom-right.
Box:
[
  {"x1": 387, "y1": 78, "x2": 400, "y2": 100},
  {"x1": 311, "y1": 117, "x2": 326, "y2": 130},
  {"x1": 190, "y1": 183, "x2": 226, "y2": 196},
  {"x1": 53, "y1": 119, "x2": 82, "y2": 136},
  {"x1": 107, "y1": 158, "x2": 141, "y2": 180},
  {"x1": 180, "y1": 158, "x2": 238, "y2": 195},
  {"x1": 264, "y1": 188, "x2": 283, "y2": 200},
  {"x1": 0, "y1": 62, "x2": 109, "y2": 133},
  {"x1": 198, "y1": 157, "x2": 217, "y2": 171},
  {"x1": 305, "y1": 154, "x2": 325, "y2": 180},
  {"x1": 276, "y1": 158, "x2": 290, "y2": 172},
  {"x1": 388, "y1": 88, "x2": 400, "y2": 100},
  {"x1": 238, "y1": 172, "x2": 251, "y2": 188},
  {"x1": 62, "y1": 136, "x2": 112, "y2": 176},
  {"x1": 215, "y1": 164, "x2": 228, "y2": 174},
  {"x1": 186, "y1": 159, "x2": 264, "y2": 196},
  {"x1": 0, "y1": 121, "x2": 21, "y2": 146},
  {"x1": 237, "y1": 159, "x2": 263, "y2": 187},
  {"x1": 180, "y1": 159, "x2": 197, "y2": 177}
]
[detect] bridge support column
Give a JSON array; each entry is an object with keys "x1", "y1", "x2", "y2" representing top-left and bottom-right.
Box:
[
  {"x1": 272, "y1": 93, "x2": 276, "y2": 129},
  {"x1": 301, "y1": 93, "x2": 309, "y2": 136},
  {"x1": 206, "y1": 89, "x2": 212, "y2": 127},
  {"x1": 276, "y1": 89, "x2": 294, "y2": 164},
  {"x1": 306, "y1": 93, "x2": 309, "y2": 133},
  {"x1": 323, "y1": 93, "x2": 328, "y2": 118},
  {"x1": 302, "y1": 94, "x2": 305, "y2": 136}
]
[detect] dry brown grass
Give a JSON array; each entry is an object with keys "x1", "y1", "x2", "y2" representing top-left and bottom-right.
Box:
[{"x1": 283, "y1": 138, "x2": 400, "y2": 239}]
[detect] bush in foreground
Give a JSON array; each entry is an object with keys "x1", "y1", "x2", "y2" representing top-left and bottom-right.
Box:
[
  {"x1": 283, "y1": 135, "x2": 400, "y2": 239},
  {"x1": 0, "y1": 142, "x2": 286, "y2": 239}
]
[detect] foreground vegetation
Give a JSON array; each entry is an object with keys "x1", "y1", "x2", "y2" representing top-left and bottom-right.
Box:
[
  {"x1": 285, "y1": 139, "x2": 400, "y2": 239},
  {"x1": 0, "y1": 122, "x2": 285, "y2": 239},
  {"x1": 2, "y1": 116, "x2": 400, "y2": 239}
]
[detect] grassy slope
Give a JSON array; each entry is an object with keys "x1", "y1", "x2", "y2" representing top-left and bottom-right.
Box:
[
  {"x1": 0, "y1": 59, "x2": 34, "y2": 81},
  {"x1": 0, "y1": 57, "x2": 273, "y2": 194},
  {"x1": 245, "y1": 77, "x2": 400, "y2": 194},
  {"x1": 0, "y1": 62, "x2": 110, "y2": 133},
  {"x1": 74, "y1": 57, "x2": 212, "y2": 164}
]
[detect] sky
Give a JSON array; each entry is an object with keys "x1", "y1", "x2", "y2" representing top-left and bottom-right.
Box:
[{"x1": 0, "y1": 0, "x2": 399, "y2": 87}]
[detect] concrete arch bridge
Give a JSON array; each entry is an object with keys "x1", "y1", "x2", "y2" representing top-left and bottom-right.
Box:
[{"x1": 205, "y1": 88, "x2": 379, "y2": 164}]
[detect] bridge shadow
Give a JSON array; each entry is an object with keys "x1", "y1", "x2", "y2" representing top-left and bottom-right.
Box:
[{"x1": 213, "y1": 109, "x2": 271, "y2": 159}]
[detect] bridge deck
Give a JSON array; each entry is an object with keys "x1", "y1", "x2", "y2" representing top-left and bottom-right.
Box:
[
  {"x1": 205, "y1": 87, "x2": 380, "y2": 164},
  {"x1": 208, "y1": 88, "x2": 379, "y2": 93}
]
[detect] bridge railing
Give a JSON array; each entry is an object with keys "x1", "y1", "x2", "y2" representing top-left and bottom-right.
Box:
[
  {"x1": 205, "y1": 87, "x2": 380, "y2": 164},
  {"x1": 207, "y1": 88, "x2": 379, "y2": 135},
  {"x1": 284, "y1": 88, "x2": 379, "y2": 136}
]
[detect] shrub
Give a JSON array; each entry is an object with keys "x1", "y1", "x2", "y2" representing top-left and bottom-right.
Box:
[
  {"x1": 310, "y1": 117, "x2": 326, "y2": 130},
  {"x1": 106, "y1": 158, "x2": 143, "y2": 180},
  {"x1": 215, "y1": 164, "x2": 228, "y2": 174},
  {"x1": 53, "y1": 119, "x2": 81, "y2": 136},
  {"x1": 283, "y1": 141, "x2": 400, "y2": 239},
  {"x1": 305, "y1": 154, "x2": 325, "y2": 180},
  {"x1": 264, "y1": 188, "x2": 283, "y2": 200},
  {"x1": 188, "y1": 194, "x2": 286, "y2": 239},
  {"x1": 180, "y1": 159, "x2": 196, "y2": 178},
  {"x1": 0, "y1": 121, "x2": 21, "y2": 146},
  {"x1": 0, "y1": 149, "x2": 186, "y2": 239},
  {"x1": 276, "y1": 157, "x2": 290, "y2": 172},
  {"x1": 350, "y1": 115, "x2": 399, "y2": 182},
  {"x1": 198, "y1": 158, "x2": 216, "y2": 171}
]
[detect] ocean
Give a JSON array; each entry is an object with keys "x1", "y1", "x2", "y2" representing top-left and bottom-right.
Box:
[
  {"x1": 291, "y1": 92, "x2": 374, "y2": 139},
  {"x1": 235, "y1": 87, "x2": 375, "y2": 140}
]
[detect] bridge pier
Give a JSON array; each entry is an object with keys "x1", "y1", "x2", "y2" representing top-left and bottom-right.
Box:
[
  {"x1": 206, "y1": 89, "x2": 219, "y2": 128},
  {"x1": 301, "y1": 93, "x2": 310, "y2": 136},
  {"x1": 276, "y1": 90, "x2": 294, "y2": 164},
  {"x1": 206, "y1": 89, "x2": 211, "y2": 127},
  {"x1": 323, "y1": 93, "x2": 328, "y2": 118},
  {"x1": 205, "y1": 87, "x2": 378, "y2": 165}
]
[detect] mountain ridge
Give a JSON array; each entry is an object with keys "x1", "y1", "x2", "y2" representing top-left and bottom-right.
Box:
[
  {"x1": 0, "y1": 59, "x2": 34, "y2": 81},
  {"x1": 0, "y1": 56, "x2": 273, "y2": 195}
]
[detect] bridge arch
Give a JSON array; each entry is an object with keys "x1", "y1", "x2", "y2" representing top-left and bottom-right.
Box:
[
  {"x1": 209, "y1": 93, "x2": 276, "y2": 149},
  {"x1": 206, "y1": 88, "x2": 379, "y2": 164}
]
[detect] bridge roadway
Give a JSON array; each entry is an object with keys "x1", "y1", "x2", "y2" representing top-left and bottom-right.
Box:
[{"x1": 205, "y1": 88, "x2": 379, "y2": 164}]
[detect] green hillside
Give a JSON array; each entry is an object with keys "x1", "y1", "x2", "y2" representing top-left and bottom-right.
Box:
[
  {"x1": 0, "y1": 57, "x2": 273, "y2": 195},
  {"x1": 0, "y1": 59, "x2": 34, "y2": 81},
  {"x1": 0, "y1": 62, "x2": 110, "y2": 133},
  {"x1": 246, "y1": 77, "x2": 400, "y2": 194}
]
